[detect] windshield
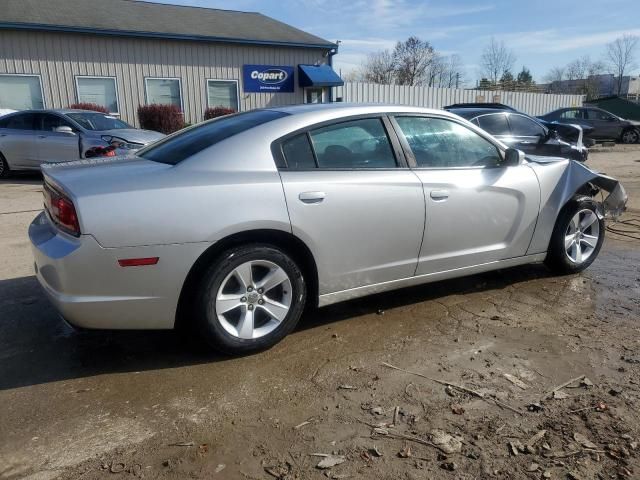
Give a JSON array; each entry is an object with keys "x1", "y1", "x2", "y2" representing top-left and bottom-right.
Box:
[
  {"x1": 138, "y1": 110, "x2": 289, "y2": 165},
  {"x1": 66, "y1": 112, "x2": 133, "y2": 131}
]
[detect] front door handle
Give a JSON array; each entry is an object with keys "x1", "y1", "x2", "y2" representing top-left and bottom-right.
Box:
[
  {"x1": 430, "y1": 189, "x2": 449, "y2": 201},
  {"x1": 37, "y1": 135, "x2": 47, "y2": 139},
  {"x1": 298, "y1": 191, "x2": 326, "y2": 204}
]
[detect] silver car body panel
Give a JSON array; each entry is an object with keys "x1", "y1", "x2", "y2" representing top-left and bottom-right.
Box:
[
  {"x1": 412, "y1": 165, "x2": 540, "y2": 274},
  {"x1": 29, "y1": 103, "x2": 628, "y2": 330},
  {"x1": 525, "y1": 155, "x2": 628, "y2": 254}
]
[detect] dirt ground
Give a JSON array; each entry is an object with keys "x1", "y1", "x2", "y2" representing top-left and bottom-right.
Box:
[{"x1": 1, "y1": 147, "x2": 639, "y2": 480}]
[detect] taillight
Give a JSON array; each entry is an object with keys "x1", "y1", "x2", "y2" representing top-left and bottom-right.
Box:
[{"x1": 44, "y1": 183, "x2": 80, "y2": 237}]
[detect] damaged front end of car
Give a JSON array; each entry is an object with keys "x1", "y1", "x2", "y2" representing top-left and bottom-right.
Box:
[{"x1": 525, "y1": 156, "x2": 628, "y2": 254}]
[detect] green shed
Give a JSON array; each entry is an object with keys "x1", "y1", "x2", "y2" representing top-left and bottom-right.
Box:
[{"x1": 585, "y1": 96, "x2": 640, "y2": 121}]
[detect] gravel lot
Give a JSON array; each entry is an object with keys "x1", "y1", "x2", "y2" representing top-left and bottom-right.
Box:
[{"x1": 1, "y1": 147, "x2": 639, "y2": 480}]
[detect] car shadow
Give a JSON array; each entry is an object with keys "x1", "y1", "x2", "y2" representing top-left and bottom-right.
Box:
[
  {"x1": 0, "y1": 171, "x2": 43, "y2": 185},
  {"x1": 0, "y1": 263, "x2": 553, "y2": 391}
]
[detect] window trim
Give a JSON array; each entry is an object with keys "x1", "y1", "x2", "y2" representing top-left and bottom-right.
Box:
[
  {"x1": 388, "y1": 113, "x2": 506, "y2": 170},
  {"x1": 0, "y1": 73, "x2": 46, "y2": 109},
  {"x1": 74, "y1": 75, "x2": 120, "y2": 115},
  {"x1": 144, "y1": 77, "x2": 183, "y2": 110},
  {"x1": 272, "y1": 114, "x2": 408, "y2": 171},
  {"x1": 206, "y1": 79, "x2": 240, "y2": 111}
]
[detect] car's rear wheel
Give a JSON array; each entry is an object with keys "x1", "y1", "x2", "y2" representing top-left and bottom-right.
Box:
[
  {"x1": 545, "y1": 198, "x2": 604, "y2": 274},
  {"x1": 621, "y1": 128, "x2": 639, "y2": 144},
  {"x1": 0, "y1": 153, "x2": 10, "y2": 179},
  {"x1": 195, "y1": 244, "x2": 306, "y2": 354}
]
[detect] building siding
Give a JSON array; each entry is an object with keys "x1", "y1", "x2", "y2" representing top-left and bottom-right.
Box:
[{"x1": 0, "y1": 29, "x2": 328, "y2": 125}]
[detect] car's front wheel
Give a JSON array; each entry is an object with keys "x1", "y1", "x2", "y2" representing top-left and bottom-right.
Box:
[
  {"x1": 621, "y1": 128, "x2": 639, "y2": 144},
  {"x1": 545, "y1": 198, "x2": 605, "y2": 274},
  {"x1": 0, "y1": 153, "x2": 10, "y2": 179},
  {"x1": 195, "y1": 244, "x2": 306, "y2": 354}
]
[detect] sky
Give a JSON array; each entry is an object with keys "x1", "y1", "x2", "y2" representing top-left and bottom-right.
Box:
[{"x1": 148, "y1": 0, "x2": 640, "y2": 85}]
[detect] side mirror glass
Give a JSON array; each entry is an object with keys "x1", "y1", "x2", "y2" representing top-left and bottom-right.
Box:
[
  {"x1": 54, "y1": 126, "x2": 75, "y2": 135},
  {"x1": 503, "y1": 148, "x2": 524, "y2": 167}
]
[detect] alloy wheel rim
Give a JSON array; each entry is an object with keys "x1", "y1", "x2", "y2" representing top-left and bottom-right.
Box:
[
  {"x1": 622, "y1": 130, "x2": 638, "y2": 144},
  {"x1": 215, "y1": 260, "x2": 292, "y2": 339},
  {"x1": 564, "y1": 209, "x2": 600, "y2": 264}
]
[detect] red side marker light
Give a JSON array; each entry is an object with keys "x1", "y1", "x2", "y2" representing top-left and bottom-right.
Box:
[{"x1": 118, "y1": 257, "x2": 159, "y2": 267}]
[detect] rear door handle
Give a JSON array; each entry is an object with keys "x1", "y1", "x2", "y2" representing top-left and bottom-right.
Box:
[
  {"x1": 298, "y1": 191, "x2": 326, "y2": 204},
  {"x1": 37, "y1": 135, "x2": 47, "y2": 139},
  {"x1": 430, "y1": 189, "x2": 449, "y2": 201}
]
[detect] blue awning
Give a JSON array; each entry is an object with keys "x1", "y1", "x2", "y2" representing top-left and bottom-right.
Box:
[{"x1": 298, "y1": 64, "x2": 344, "y2": 88}]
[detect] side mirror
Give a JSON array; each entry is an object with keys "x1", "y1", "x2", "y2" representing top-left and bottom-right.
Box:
[
  {"x1": 503, "y1": 148, "x2": 525, "y2": 167},
  {"x1": 54, "y1": 126, "x2": 75, "y2": 135}
]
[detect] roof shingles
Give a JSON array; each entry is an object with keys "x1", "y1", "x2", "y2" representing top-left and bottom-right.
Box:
[{"x1": 1, "y1": 0, "x2": 335, "y2": 48}]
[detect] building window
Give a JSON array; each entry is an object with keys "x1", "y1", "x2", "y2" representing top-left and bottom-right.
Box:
[
  {"x1": 0, "y1": 74, "x2": 45, "y2": 110},
  {"x1": 207, "y1": 80, "x2": 239, "y2": 111},
  {"x1": 145, "y1": 78, "x2": 182, "y2": 108},
  {"x1": 75, "y1": 76, "x2": 119, "y2": 114}
]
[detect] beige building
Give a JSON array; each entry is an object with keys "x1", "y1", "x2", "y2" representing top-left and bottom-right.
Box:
[{"x1": 0, "y1": 0, "x2": 343, "y2": 126}]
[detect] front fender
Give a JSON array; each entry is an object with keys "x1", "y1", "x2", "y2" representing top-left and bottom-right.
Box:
[{"x1": 526, "y1": 157, "x2": 627, "y2": 255}]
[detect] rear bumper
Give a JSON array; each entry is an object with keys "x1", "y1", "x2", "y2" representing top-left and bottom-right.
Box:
[{"x1": 29, "y1": 212, "x2": 205, "y2": 330}]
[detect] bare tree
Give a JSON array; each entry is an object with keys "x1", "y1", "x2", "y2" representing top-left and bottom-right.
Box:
[
  {"x1": 545, "y1": 66, "x2": 565, "y2": 83},
  {"x1": 357, "y1": 37, "x2": 463, "y2": 87},
  {"x1": 441, "y1": 54, "x2": 464, "y2": 88},
  {"x1": 480, "y1": 37, "x2": 516, "y2": 84},
  {"x1": 606, "y1": 34, "x2": 639, "y2": 94},
  {"x1": 360, "y1": 50, "x2": 396, "y2": 85},
  {"x1": 393, "y1": 36, "x2": 436, "y2": 86}
]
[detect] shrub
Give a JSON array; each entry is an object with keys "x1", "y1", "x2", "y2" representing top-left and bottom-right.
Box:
[
  {"x1": 68, "y1": 103, "x2": 109, "y2": 114},
  {"x1": 204, "y1": 106, "x2": 235, "y2": 120},
  {"x1": 137, "y1": 104, "x2": 184, "y2": 134}
]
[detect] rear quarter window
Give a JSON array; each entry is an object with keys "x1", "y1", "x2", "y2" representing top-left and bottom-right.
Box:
[{"x1": 138, "y1": 110, "x2": 288, "y2": 165}]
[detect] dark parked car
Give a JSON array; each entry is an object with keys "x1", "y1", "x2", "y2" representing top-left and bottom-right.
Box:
[
  {"x1": 446, "y1": 105, "x2": 589, "y2": 162},
  {"x1": 538, "y1": 107, "x2": 640, "y2": 144}
]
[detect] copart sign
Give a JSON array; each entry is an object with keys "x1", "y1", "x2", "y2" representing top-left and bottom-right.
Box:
[{"x1": 243, "y1": 65, "x2": 295, "y2": 93}]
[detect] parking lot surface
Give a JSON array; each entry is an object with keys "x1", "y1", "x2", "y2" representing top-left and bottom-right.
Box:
[{"x1": 1, "y1": 147, "x2": 640, "y2": 480}]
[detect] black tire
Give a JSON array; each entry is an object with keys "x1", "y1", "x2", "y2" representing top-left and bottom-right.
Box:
[
  {"x1": 195, "y1": 244, "x2": 306, "y2": 355},
  {"x1": 620, "y1": 128, "x2": 639, "y2": 144},
  {"x1": 545, "y1": 197, "x2": 605, "y2": 274},
  {"x1": 0, "y1": 153, "x2": 9, "y2": 179}
]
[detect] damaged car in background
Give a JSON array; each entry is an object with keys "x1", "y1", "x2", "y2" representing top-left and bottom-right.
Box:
[
  {"x1": 0, "y1": 109, "x2": 165, "y2": 178},
  {"x1": 445, "y1": 103, "x2": 591, "y2": 162},
  {"x1": 29, "y1": 104, "x2": 627, "y2": 355}
]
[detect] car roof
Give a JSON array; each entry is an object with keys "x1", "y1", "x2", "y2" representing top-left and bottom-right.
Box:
[
  {"x1": 447, "y1": 107, "x2": 515, "y2": 119},
  {"x1": 267, "y1": 102, "x2": 448, "y2": 117},
  {"x1": 2, "y1": 108, "x2": 107, "y2": 115},
  {"x1": 444, "y1": 102, "x2": 518, "y2": 111}
]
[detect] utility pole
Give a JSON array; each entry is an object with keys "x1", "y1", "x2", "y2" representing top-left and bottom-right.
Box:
[{"x1": 456, "y1": 73, "x2": 460, "y2": 89}]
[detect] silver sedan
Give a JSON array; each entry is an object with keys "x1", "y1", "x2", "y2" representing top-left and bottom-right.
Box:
[
  {"x1": 29, "y1": 104, "x2": 627, "y2": 354},
  {"x1": 0, "y1": 109, "x2": 164, "y2": 177}
]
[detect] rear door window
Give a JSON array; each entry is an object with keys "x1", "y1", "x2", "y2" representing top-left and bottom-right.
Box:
[
  {"x1": 282, "y1": 133, "x2": 317, "y2": 169},
  {"x1": 308, "y1": 118, "x2": 397, "y2": 169},
  {"x1": 138, "y1": 110, "x2": 288, "y2": 165},
  {"x1": 477, "y1": 114, "x2": 510, "y2": 135},
  {"x1": 0, "y1": 113, "x2": 36, "y2": 130},
  {"x1": 561, "y1": 109, "x2": 583, "y2": 120},
  {"x1": 508, "y1": 114, "x2": 546, "y2": 137}
]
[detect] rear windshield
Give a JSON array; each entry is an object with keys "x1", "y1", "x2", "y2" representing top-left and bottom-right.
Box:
[{"x1": 138, "y1": 110, "x2": 289, "y2": 165}]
